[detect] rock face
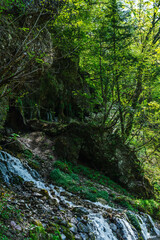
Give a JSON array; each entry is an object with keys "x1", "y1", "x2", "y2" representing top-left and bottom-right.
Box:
[{"x1": 44, "y1": 122, "x2": 153, "y2": 197}]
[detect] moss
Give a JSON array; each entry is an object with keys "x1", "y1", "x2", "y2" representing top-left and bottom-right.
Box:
[
  {"x1": 61, "y1": 226, "x2": 75, "y2": 240},
  {"x1": 28, "y1": 159, "x2": 40, "y2": 170}
]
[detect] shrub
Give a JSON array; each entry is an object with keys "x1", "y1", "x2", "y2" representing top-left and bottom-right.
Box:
[
  {"x1": 97, "y1": 191, "x2": 109, "y2": 202},
  {"x1": 50, "y1": 169, "x2": 77, "y2": 188},
  {"x1": 53, "y1": 161, "x2": 72, "y2": 174},
  {"x1": 126, "y1": 212, "x2": 141, "y2": 232}
]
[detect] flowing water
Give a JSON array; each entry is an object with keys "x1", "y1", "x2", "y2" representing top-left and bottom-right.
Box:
[{"x1": 0, "y1": 151, "x2": 160, "y2": 240}]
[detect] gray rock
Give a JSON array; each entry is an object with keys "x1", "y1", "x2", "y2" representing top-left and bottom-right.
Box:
[
  {"x1": 80, "y1": 233, "x2": 89, "y2": 240},
  {"x1": 61, "y1": 234, "x2": 66, "y2": 240},
  {"x1": 75, "y1": 234, "x2": 82, "y2": 240},
  {"x1": 77, "y1": 222, "x2": 90, "y2": 233},
  {"x1": 70, "y1": 224, "x2": 78, "y2": 234},
  {"x1": 33, "y1": 192, "x2": 43, "y2": 197},
  {"x1": 110, "y1": 223, "x2": 117, "y2": 232},
  {"x1": 72, "y1": 207, "x2": 89, "y2": 217},
  {"x1": 24, "y1": 181, "x2": 35, "y2": 187}
]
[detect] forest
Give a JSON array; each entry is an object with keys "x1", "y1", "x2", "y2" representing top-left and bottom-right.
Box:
[{"x1": 0, "y1": 0, "x2": 160, "y2": 239}]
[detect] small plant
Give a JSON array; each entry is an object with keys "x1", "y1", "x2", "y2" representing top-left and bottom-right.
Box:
[
  {"x1": 29, "y1": 225, "x2": 61, "y2": 240},
  {"x1": 28, "y1": 159, "x2": 40, "y2": 170},
  {"x1": 114, "y1": 196, "x2": 135, "y2": 211},
  {"x1": 23, "y1": 149, "x2": 33, "y2": 159},
  {"x1": 53, "y1": 161, "x2": 72, "y2": 174},
  {"x1": 126, "y1": 212, "x2": 141, "y2": 232},
  {"x1": 50, "y1": 169, "x2": 77, "y2": 188},
  {"x1": 9, "y1": 133, "x2": 20, "y2": 141}
]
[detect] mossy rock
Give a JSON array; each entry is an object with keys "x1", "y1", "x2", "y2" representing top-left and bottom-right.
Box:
[
  {"x1": 28, "y1": 159, "x2": 40, "y2": 170},
  {"x1": 61, "y1": 226, "x2": 75, "y2": 240}
]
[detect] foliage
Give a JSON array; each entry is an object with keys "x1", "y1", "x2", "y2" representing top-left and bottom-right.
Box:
[
  {"x1": 126, "y1": 212, "x2": 141, "y2": 232},
  {"x1": 23, "y1": 149, "x2": 33, "y2": 159},
  {"x1": 1, "y1": 0, "x2": 160, "y2": 211},
  {"x1": 53, "y1": 161, "x2": 72, "y2": 174},
  {"x1": 67, "y1": 161, "x2": 130, "y2": 196},
  {"x1": 50, "y1": 167, "x2": 109, "y2": 203},
  {"x1": 29, "y1": 225, "x2": 61, "y2": 240}
]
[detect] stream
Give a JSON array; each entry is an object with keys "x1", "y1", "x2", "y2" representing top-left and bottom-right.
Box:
[{"x1": 0, "y1": 151, "x2": 160, "y2": 240}]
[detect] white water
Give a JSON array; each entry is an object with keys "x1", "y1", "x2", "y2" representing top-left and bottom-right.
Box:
[
  {"x1": 147, "y1": 214, "x2": 160, "y2": 236},
  {"x1": 136, "y1": 214, "x2": 150, "y2": 240},
  {"x1": 0, "y1": 151, "x2": 160, "y2": 240},
  {"x1": 88, "y1": 213, "x2": 118, "y2": 240},
  {"x1": 116, "y1": 218, "x2": 138, "y2": 240}
]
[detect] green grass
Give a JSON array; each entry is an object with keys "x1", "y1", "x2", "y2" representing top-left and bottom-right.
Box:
[
  {"x1": 51, "y1": 160, "x2": 160, "y2": 220},
  {"x1": 52, "y1": 160, "x2": 131, "y2": 196},
  {"x1": 66, "y1": 162, "x2": 131, "y2": 196},
  {"x1": 50, "y1": 168, "x2": 109, "y2": 203}
]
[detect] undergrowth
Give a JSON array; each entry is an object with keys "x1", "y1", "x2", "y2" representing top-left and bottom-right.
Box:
[
  {"x1": 50, "y1": 168, "x2": 109, "y2": 203},
  {"x1": 51, "y1": 160, "x2": 160, "y2": 220}
]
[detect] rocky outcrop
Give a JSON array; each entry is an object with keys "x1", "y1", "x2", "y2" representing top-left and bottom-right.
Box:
[
  {"x1": 25, "y1": 120, "x2": 153, "y2": 198},
  {"x1": 45, "y1": 122, "x2": 152, "y2": 197}
]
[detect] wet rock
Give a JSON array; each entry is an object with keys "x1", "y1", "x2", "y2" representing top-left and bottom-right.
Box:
[
  {"x1": 60, "y1": 220, "x2": 68, "y2": 227},
  {"x1": 61, "y1": 234, "x2": 67, "y2": 240},
  {"x1": 72, "y1": 207, "x2": 89, "y2": 217},
  {"x1": 24, "y1": 181, "x2": 35, "y2": 187},
  {"x1": 80, "y1": 233, "x2": 89, "y2": 240},
  {"x1": 39, "y1": 189, "x2": 50, "y2": 198},
  {"x1": 75, "y1": 234, "x2": 82, "y2": 240},
  {"x1": 77, "y1": 222, "x2": 90, "y2": 233},
  {"x1": 33, "y1": 192, "x2": 43, "y2": 197},
  {"x1": 30, "y1": 187, "x2": 40, "y2": 193},
  {"x1": 49, "y1": 198, "x2": 59, "y2": 206},
  {"x1": 88, "y1": 232, "x2": 96, "y2": 240},
  {"x1": 97, "y1": 198, "x2": 108, "y2": 205},
  {"x1": 71, "y1": 217, "x2": 78, "y2": 225},
  {"x1": 10, "y1": 221, "x2": 17, "y2": 228},
  {"x1": 59, "y1": 200, "x2": 70, "y2": 208},
  {"x1": 110, "y1": 223, "x2": 117, "y2": 232},
  {"x1": 70, "y1": 224, "x2": 78, "y2": 234}
]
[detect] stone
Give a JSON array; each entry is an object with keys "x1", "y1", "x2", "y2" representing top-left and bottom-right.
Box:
[
  {"x1": 72, "y1": 207, "x2": 89, "y2": 217},
  {"x1": 24, "y1": 181, "x2": 35, "y2": 187},
  {"x1": 80, "y1": 233, "x2": 89, "y2": 240},
  {"x1": 75, "y1": 234, "x2": 82, "y2": 240},
  {"x1": 49, "y1": 198, "x2": 59, "y2": 206},
  {"x1": 10, "y1": 221, "x2": 16, "y2": 228},
  {"x1": 39, "y1": 189, "x2": 50, "y2": 198},
  {"x1": 31, "y1": 187, "x2": 40, "y2": 193},
  {"x1": 15, "y1": 225, "x2": 22, "y2": 231},
  {"x1": 61, "y1": 234, "x2": 66, "y2": 240},
  {"x1": 110, "y1": 223, "x2": 117, "y2": 232},
  {"x1": 33, "y1": 192, "x2": 43, "y2": 197},
  {"x1": 70, "y1": 224, "x2": 78, "y2": 234},
  {"x1": 97, "y1": 198, "x2": 108, "y2": 205},
  {"x1": 77, "y1": 222, "x2": 90, "y2": 233}
]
